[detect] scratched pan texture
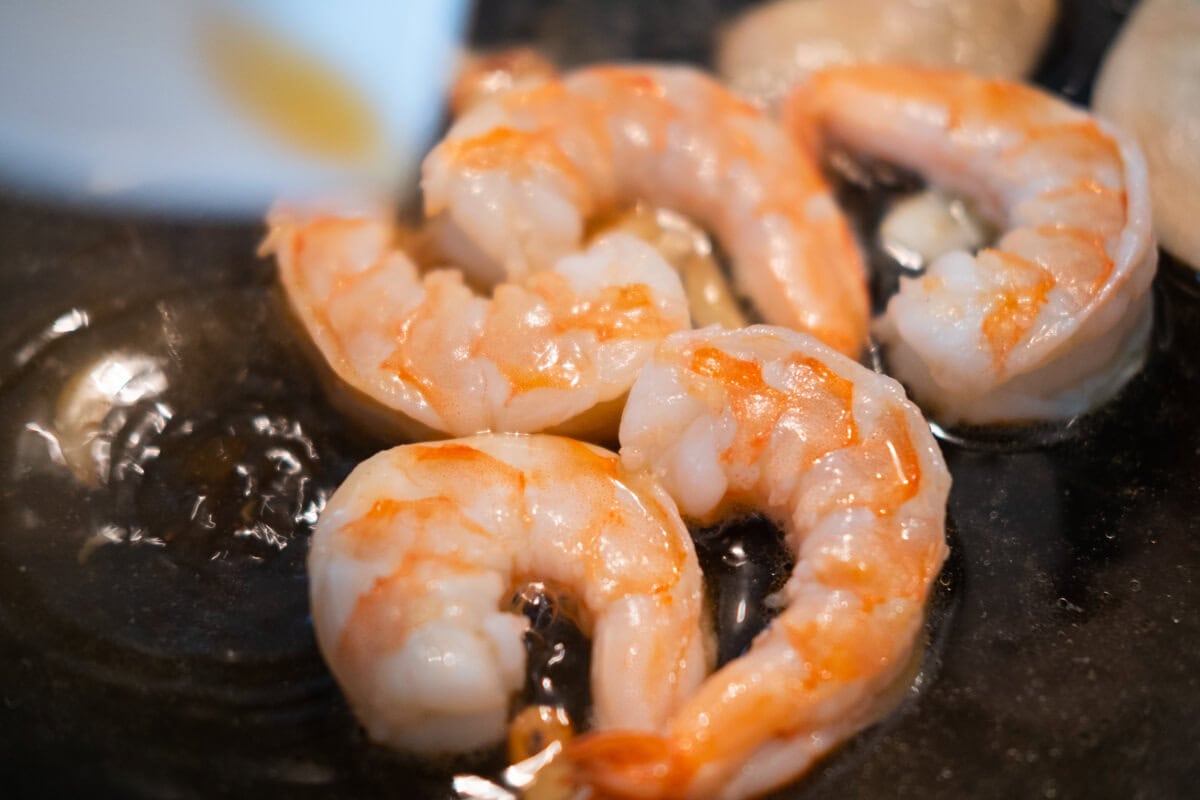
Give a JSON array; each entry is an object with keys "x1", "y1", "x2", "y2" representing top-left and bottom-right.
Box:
[{"x1": 2, "y1": 1, "x2": 1199, "y2": 798}]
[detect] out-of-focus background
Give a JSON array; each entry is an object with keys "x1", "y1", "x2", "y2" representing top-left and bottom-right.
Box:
[{"x1": 0, "y1": 0, "x2": 469, "y2": 216}]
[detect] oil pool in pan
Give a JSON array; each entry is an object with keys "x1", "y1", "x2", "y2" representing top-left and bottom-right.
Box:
[{"x1": 2, "y1": 1, "x2": 1200, "y2": 798}]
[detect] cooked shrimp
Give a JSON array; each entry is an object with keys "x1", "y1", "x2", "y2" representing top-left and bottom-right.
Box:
[
  {"x1": 1095, "y1": 0, "x2": 1200, "y2": 269},
  {"x1": 422, "y1": 64, "x2": 869, "y2": 356},
  {"x1": 878, "y1": 189, "x2": 991, "y2": 274},
  {"x1": 717, "y1": 0, "x2": 1057, "y2": 111},
  {"x1": 308, "y1": 433, "x2": 708, "y2": 755},
  {"x1": 263, "y1": 207, "x2": 688, "y2": 440},
  {"x1": 446, "y1": 57, "x2": 750, "y2": 330},
  {"x1": 567, "y1": 325, "x2": 950, "y2": 800},
  {"x1": 786, "y1": 65, "x2": 1157, "y2": 424}
]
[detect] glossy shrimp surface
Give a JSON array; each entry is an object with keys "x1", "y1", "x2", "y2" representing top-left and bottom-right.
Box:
[
  {"x1": 422, "y1": 64, "x2": 869, "y2": 356},
  {"x1": 570, "y1": 326, "x2": 950, "y2": 800},
  {"x1": 263, "y1": 208, "x2": 688, "y2": 440},
  {"x1": 308, "y1": 433, "x2": 708, "y2": 756},
  {"x1": 787, "y1": 65, "x2": 1157, "y2": 424}
]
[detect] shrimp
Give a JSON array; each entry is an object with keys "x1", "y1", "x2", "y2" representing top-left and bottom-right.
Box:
[
  {"x1": 443, "y1": 56, "x2": 749, "y2": 331},
  {"x1": 422, "y1": 64, "x2": 870, "y2": 357},
  {"x1": 567, "y1": 326, "x2": 950, "y2": 800},
  {"x1": 717, "y1": 0, "x2": 1058, "y2": 111},
  {"x1": 1095, "y1": 0, "x2": 1200, "y2": 270},
  {"x1": 443, "y1": 56, "x2": 750, "y2": 330},
  {"x1": 785, "y1": 65, "x2": 1157, "y2": 425},
  {"x1": 262, "y1": 207, "x2": 688, "y2": 440},
  {"x1": 307, "y1": 433, "x2": 708, "y2": 756}
]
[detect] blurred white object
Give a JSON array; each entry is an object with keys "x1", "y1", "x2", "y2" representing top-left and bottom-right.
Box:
[{"x1": 0, "y1": 0, "x2": 469, "y2": 216}]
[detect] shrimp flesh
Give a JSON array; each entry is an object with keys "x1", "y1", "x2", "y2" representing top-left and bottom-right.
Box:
[
  {"x1": 568, "y1": 325, "x2": 950, "y2": 800},
  {"x1": 594, "y1": 203, "x2": 750, "y2": 331},
  {"x1": 717, "y1": 0, "x2": 1057, "y2": 111},
  {"x1": 308, "y1": 433, "x2": 708, "y2": 755},
  {"x1": 1095, "y1": 0, "x2": 1200, "y2": 269},
  {"x1": 786, "y1": 65, "x2": 1157, "y2": 425},
  {"x1": 422, "y1": 64, "x2": 869, "y2": 357},
  {"x1": 263, "y1": 207, "x2": 688, "y2": 440}
]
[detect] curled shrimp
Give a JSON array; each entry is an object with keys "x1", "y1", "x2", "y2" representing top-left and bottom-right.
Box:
[
  {"x1": 569, "y1": 325, "x2": 950, "y2": 800},
  {"x1": 308, "y1": 433, "x2": 708, "y2": 755},
  {"x1": 444, "y1": 56, "x2": 749, "y2": 332},
  {"x1": 263, "y1": 207, "x2": 688, "y2": 440},
  {"x1": 422, "y1": 64, "x2": 870, "y2": 356},
  {"x1": 786, "y1": 65, "x2": 1157, "y2": 425}
]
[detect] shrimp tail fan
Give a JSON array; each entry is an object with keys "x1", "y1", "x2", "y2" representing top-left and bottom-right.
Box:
[{"x1": 567, "y1": 730, "x2": 685, "y2": 800}]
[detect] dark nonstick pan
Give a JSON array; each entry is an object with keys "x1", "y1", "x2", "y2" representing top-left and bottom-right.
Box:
[{"x1": 2, "y1": 1, "x2": 1198, "y2": 798}]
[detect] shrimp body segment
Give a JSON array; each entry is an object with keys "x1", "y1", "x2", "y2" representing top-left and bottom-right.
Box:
[
  {"x1": 264, "y1": 209, "x2": 688, "y2": 439},
  {"x1": 308, "y1": 433, "x2": 709, "y2": 755},
  {"x1": 787, "y1": 65, "x2": 1156, "y2": 424},
  {"x1": 571, "y1": 326, "x2": 950, "y2": 800},
  {"x1": 423, "y1": 64, "x2": 870, "y2": 356}
]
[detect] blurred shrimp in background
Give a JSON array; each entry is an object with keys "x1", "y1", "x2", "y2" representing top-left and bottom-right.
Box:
[
  {"x1": 717, "y1": 0, "x2": 1058, "y2": 110},
  {"x1": 0, "y1": 0, "x2": 469, "y2": 216}
]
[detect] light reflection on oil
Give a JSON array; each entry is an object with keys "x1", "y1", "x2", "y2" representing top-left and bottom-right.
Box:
[
  {"x1": 11, "y1": 307, "x2": 90, "y2": 370},
  {"x1": 53, "y1": 351, "x2": 169, "y2": 487}
]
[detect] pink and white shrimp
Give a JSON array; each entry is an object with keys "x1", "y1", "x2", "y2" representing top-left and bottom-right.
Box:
[
  {"x1": 568, "y1": 325, "x2": 950, "y2": 800},
  {"x1": 787, "y1": 65, "x2": 1156, "y2": 425},
  {"x1": 263, "y1": 207, "x2": 688, "y2": 440},
  {"x1": 422, "y1": 64, "x2": 870, "y2": 357},
  {"x1": 307, "y1": 433, "x2": 708, "y2": 756}
]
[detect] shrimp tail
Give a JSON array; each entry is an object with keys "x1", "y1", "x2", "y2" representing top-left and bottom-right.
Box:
[{"x1": 566, "y1": 730, "x2": 687, "y2": 800}]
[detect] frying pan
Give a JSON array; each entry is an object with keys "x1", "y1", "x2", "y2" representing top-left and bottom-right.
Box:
[{"x1": 2, "y1": 1, "x2": 1199, "y2": 798}]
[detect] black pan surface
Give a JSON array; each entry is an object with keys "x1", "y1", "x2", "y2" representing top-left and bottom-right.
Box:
[{"x1": 3, "y1": 1, "x2": 1199, "y2": 798}]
